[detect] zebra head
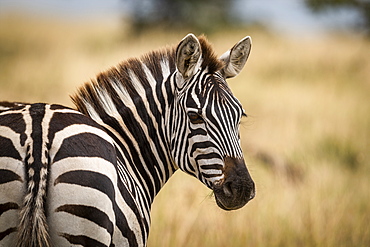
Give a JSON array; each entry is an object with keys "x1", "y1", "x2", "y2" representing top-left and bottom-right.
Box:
[{"x1": 172, "y1": 34, "x2": 255, "y2": 210}]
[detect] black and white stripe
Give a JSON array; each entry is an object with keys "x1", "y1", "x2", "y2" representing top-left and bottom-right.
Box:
[
  {"x1": 0, "y1": 103, "x2": 140, "y2": 246},
  {"x1": 0, "y1": 34, "x2": 255, "y2": 246}
]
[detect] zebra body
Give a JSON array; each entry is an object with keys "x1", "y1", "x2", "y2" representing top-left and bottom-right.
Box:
[
  {"x1": 0, "y1": 103, "x2": 144, "y2": 246},
  {"x1": 0, "y1": 34, "x2": 255, "y2": 246}
]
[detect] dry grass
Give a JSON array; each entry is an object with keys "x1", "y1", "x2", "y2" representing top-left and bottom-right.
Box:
[{"x1": 1, "y1": 14, "x2": 369, "y2": 247}]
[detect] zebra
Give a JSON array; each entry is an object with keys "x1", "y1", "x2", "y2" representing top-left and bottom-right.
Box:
[{"x1": 0, "y1": 33, "x2": 255, "y2": 246}]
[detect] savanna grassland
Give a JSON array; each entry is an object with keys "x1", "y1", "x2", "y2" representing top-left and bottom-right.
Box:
[{"x1": 1, "y1": 14, "x2": 369, "y2": 247}]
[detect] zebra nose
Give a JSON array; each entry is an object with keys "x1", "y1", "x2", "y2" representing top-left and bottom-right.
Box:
[
  {"x1": 213, "y1": 176, "x2": 255, "y2": 211},
  {"x1": 213, "y1": 156, "x2": 255, "y2": 210},
  {"x1": 222, "y1": 176, "x2": 255, "y2": 202}
]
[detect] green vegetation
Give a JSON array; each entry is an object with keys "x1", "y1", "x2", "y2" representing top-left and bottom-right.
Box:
[{"x1": 1, "y1": 14, "x2": 369, "y2": 247}]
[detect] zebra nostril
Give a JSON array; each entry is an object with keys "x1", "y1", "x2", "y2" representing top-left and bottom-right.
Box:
[{"x1": 223, "y1": 181, "x2": 233, "y2": 197}]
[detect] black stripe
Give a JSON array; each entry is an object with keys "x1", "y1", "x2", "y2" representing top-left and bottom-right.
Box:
[
  {"x1": 112, "y1": 200, "x2": 138, "y2": 247},
  {"x1": 156, "y1": 82, "x2": 166, "y2": 116},
  {"x1": 0, "y1": 202, "x2": 19, "y2": 216},
  {"x1": 0, "y1": 227, "x2": 17, "y2": 241},
  {"x1": 54, "y1": 170, "x2": 138, "y2": 246},
  {"x1": 195, "y1": 153, "x2": 222, "y2": 161},
  {"x1": 190, "y1": 141, "x2": 217, "y2": 157},
  {"x1": 0, "y1": 136, "x2": 22, "y2": 160},
  {"x1": 172, "y1": 110, "x2": 187, "y2": 158},
  {"x1": 53, "y1": 133, "x2": 116, "y2": 164},
  {"x1": 0, "y1": 112, "x2": 26, "y2": 140},
  {"x1": 183, "y1": 156, "x2": 196, "y2": 174},
  {"x1": 142, "y1": 50, "x2": 165, "y2": 83},
  {"x1": 54, "y1": 171, "x2": 115, "y2": 201},
  {"x1": 28, "y1": 103, "x2": 46, "y2": 185},
  {"x1": 50, "y1": 104, "x2": 73, "y2": 110},
  {"x1": 188, "y1": 128, "x2": 207, "y2": 139},
  {"x1": 200, "y1": 164, "x2": 223, "y2": 170},
  {"x1": 164, "y1": 75, "x2": 175, "y2": 113},
  {"x1": 47, "y1": 111, "x2": 105, "y2": 149},
  {"x1": 202, "y1": 172, "x2": 222, "y2": 178},
  {"x1": 0, "y1": 169, "x2": 22, "y2": 184},
  {"x1": 56, "y1": 204, "x2": 114, "y2": 236},
  {"x1": 60, "y1": 233, "x2": 107, "y2": 247}
]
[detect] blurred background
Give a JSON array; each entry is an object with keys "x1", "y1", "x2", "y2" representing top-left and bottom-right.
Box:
[{"x1": 1, "y1": 0, "x2": 369, "y2": 246}]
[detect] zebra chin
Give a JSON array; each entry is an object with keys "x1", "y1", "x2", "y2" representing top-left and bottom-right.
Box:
[{"x1": 212, "y1": 157, "x2": 255, "y2": 211}]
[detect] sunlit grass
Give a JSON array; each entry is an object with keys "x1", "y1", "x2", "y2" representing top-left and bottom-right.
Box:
[{"x1": 1, "y1": 14, "x2": 369, "y2": 247}]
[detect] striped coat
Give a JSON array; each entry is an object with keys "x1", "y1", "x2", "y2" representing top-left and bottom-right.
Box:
[{"x1": 0, "y1": 34, "x2": 255, "y2": 246}]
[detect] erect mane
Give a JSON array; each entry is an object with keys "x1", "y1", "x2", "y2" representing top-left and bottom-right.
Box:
[
  {"x1": 71, "y1": 45, "x2": 176, "y2": 115},
  {"x1": 197, "y1": 35, "x2": 224, "y2": 73},
  {"x1": 71, "y1": 35, "x2": 224, "y2": 115}
]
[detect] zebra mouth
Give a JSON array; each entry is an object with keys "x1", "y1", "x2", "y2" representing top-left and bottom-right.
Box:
[
  {"x1": 212, "y1": 156, "x2": 256, "y2": 211},
  {"x1": 213, "y1": 180, "x2": 255, "y2": 211}
]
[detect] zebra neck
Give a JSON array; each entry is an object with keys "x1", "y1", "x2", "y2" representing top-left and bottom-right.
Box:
[{"x1": 72, "y1": 49, "x2": 179, "y2": 205}]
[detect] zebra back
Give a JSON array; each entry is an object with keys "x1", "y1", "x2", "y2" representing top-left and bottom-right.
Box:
[{"x1": 0, "y1": 103, "x2": 146, "y2": 246}]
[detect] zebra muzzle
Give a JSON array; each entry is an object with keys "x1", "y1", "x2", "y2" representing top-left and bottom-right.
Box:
[{"x1": 213, "y1": 157, "x2": 255, "y2": 210}]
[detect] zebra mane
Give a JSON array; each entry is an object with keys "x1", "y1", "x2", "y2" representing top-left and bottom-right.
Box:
[
  {"x1": 71, "y1": 36, "x2": 223, "y2": 116},
  {"x1": 197, "y1": 35, "x2": 224, "y2": 74}
]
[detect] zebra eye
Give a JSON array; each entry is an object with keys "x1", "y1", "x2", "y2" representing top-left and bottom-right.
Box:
[{"x1": 188, "y1": 112, "x2": 204, "y2": 124}]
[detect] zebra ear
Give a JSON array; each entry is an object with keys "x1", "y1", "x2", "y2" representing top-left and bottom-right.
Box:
[
  {"x1": 176, "y1": 33, "x2": 202, "y2": 83},
  {"x1": 220, "y1": 36, "x2": 251, "y2": 78}
]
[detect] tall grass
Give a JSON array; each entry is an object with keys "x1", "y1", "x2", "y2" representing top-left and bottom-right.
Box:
[{"x1": 1, "y1": 14, "x2": 369, "y2": 246}]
